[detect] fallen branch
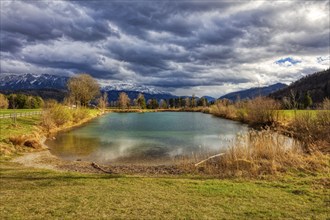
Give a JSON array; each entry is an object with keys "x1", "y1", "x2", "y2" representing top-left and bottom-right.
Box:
[
  {"x1": 195, "y1": 153, "x2": 225, "y2": 167},
  {"x1": 91, "y1": 162, "x2": 112, "y2": 174}
]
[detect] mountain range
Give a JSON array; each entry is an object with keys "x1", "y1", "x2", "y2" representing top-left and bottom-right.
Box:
[
  {"x1": 0, "y1": 73, "x2": 178, "y2": 101},
  {"x1": 219, "y1": 83, "x2": 287, "y2": 101}
]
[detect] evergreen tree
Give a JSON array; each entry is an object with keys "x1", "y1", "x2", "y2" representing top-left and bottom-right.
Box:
[
  {"x1": 137, "y1": 93, "x2": 146, "y2": 109},
  {"x1": 304, "y1": 91, "x2": 313, "y2": 108}
]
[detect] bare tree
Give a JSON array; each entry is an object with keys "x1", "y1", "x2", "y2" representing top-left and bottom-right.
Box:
[
  {"x1": 184, "y1": 97, "x2": 190, "y2": 108},
  {"x1": 67, "y1": 73, "x2": 100, "y2": 107},
  {"x1": 98, "y1": 92, "x2": 108, "y2": 110},
  {"x1": 118, "y1": 92, "x2": 130, "y2": 109}
]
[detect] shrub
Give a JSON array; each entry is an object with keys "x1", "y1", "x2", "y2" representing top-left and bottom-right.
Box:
[
  {"x1": 211, "y1": 100, "x2": 237, "y2": 119},
  {"x1": 48, "y1": 104, "x2": 73, "y2": 127},
  {"x1": 40, "y1": 110, "x2": 56, "y2": 131},
  {"x1": 245, "y1": 97, "x2": 280, "y2": 125},
  {"x1": 321, "y1": 98, "x2": 330, "y2": 110},
  {"x1": 44, "y1": 99, "x2": 58, "y2": 109},
  {"x1": 0, "y1": 93, "x2": 9, "y2": 109},
  {"x1": 291, "y1": 111, "x2": 330, "y2": 153},
  {"x1": 72, "y1": 108, "x2": 90, "y2": 123}
]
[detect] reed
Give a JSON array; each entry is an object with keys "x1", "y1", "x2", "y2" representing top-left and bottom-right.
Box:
[{"x1": 193, "y1": 129, "x2": 329, "y2": 177}]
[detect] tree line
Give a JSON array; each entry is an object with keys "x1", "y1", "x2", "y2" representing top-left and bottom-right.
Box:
[{"x1": 0, "y1": 93, "x2": 44, "y2": 109}]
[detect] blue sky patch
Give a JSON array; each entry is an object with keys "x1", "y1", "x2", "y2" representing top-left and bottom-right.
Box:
[{"x1": 275, "y1": 57, "x2": 302, "y2": 66}]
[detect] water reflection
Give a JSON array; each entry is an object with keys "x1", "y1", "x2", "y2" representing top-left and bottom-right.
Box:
[{"x1": 47, "y1": 112, "x2": 249, "y2": 165}]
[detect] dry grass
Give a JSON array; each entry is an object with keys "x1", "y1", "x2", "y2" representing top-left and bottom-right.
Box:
[
  {"x1": 245, "y1": 97, "x2": 281, "y2": 125},
  {"x1": 290, "y1": 110, "x2": 330, "y2": 153},
  {"x1": 193, "y1": 130, "x2": 329, "y2": 178},
  {"x1": 211, "y1": 97, "x2": 281, "y2": 125},
  {"x1": 40, "y1": 105, "x2": 97, "y2": 132}
]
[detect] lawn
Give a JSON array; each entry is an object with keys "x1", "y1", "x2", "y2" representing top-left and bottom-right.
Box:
[{"x1": 0, "y1": 161, "x2": 329, "y2": 219}]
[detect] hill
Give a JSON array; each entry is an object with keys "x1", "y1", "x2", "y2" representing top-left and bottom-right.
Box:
[
  {"x1": 220, "y1": 83, "x2": 287, "y2": 101},
  {"x1": 270, "y1": 69, "x2": 330, "y2": 103}
]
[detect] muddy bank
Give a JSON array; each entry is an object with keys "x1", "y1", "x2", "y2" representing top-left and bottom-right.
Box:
[{"x1": 12, "y1": 149, "x2": 188, "y2": 175}]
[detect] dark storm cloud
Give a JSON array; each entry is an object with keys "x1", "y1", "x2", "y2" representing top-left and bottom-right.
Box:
[{"x1": 0, "y1": 0, "x2": 329, "y2": 96}]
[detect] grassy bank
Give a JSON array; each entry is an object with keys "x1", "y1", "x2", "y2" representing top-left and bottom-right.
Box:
[
  {"x1": 0, "y1": 107, "x2": 102, "y2": 158},
  {"x1": 1, "y1": 161, "x2": 329, "y2": 219}
]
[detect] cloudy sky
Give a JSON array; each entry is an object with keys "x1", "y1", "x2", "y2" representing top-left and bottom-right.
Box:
[{"x1": 1, "y1": 0, "x2": 329, "y2": 97}]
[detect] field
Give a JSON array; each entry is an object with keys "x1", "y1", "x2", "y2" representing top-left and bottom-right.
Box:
[
  {"x1": 0, "y1": 108, "x2": 329, "y2": 219},
  {"x1": 0, "y1": 116, "x2": 41, "y2": 141},
  {"x1": 1, "y1": 161, "x2": 329, "y2": 219}
]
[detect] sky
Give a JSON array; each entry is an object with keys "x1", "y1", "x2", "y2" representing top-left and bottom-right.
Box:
[{"x1": 0, "y1": 0, "x2": 329, "y2": 97}]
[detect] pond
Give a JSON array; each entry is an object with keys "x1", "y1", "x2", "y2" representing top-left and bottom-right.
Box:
[{"x1": 46, "y1": 112, "x2": 249, "y2": 165}]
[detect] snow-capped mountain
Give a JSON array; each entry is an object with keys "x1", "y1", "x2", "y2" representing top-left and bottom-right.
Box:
[
  {"x1": 0, "y1": 73, "x2": 69, "y2": 90},
  {"x1": 0, "y1": 73, "x2": 172, "y2": 97},
  {"x1": 102, "y1": 83, "x2": 168, "y2": 95}
]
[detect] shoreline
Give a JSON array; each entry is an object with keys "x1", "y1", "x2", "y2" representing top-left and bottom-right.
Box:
[{"x1": 9, "y1": 110, "x2": 190, "y2": 175}]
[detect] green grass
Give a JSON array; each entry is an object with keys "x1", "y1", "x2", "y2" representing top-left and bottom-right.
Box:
[
  {"x1": 0, "y1": 109, "x2": 41, "y2": 114},
  {"x1": 277, "y1": 110, "x2": 325, "y2": 122},
  {"x1": 0, "y1": 161, "x2": 328, "y2": 219},
  {"x1": 0, "y1": 116, "x2": 41, "y2": 141}
]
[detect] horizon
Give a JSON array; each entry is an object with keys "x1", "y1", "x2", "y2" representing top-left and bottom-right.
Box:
[{"x1": 1, "y1": 1, "x2": 329, "y2": 97}]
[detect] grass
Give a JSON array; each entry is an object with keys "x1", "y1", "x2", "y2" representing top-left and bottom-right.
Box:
[
  {"x1": 0, "y1": 109, "x2": 41, "y2": 114},
  {"x1": 0, "y1": 116, "x2": 41, "y2": 141},
  {"x1": 278, "y1": 110, "x2": 318, "y2": 122},
  {"x1": 0, "y1": 160, "x2": 329, "y2": 219}
]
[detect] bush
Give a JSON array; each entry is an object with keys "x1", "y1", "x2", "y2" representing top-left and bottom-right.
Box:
[
  {"x1": 72, "y1": 108, "x2": 90, "y2": 123},
  {"x1": 48, "y1": 104, "x2": 73, "y2": 127},
  {"x1": 291, "y1": 111, "x2": 330, "y2": 153},
  {"x1": 211, "y1": 100, "x2": 237, "y2": 119},
  {"x1": 0, "y1": 93, "x2": 9, "y2": 109},
  {"x1": 246, "y1": 97, "x2": 280, "y2": 125}
]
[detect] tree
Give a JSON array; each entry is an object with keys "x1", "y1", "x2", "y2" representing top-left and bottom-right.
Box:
[
  {"x1": 303, "y1": 91, "x2": 313, "y2": 109},
  {"x1": 67, "y1": 73, "x2": 100, "y2": 107},
  {"x1": 197, "y1": 97, "x2": 208, "y2": 107},
  {"x1": 98, "y1": 92, "x2": 108, "y2": 110},
  {"x1": 159, "y1": 99, "x2": 168, "y2": 109},
  {"x1": 169, "y1": 98, "x2": 175, "y2": 108},
  {"x1": 147, "y1": 99, "x2": 158, "y2": 109},
  {"x1": 184, "y1": 97, "x2": 190, "y2": 108},
  {"x1": 118, "y1": 92, "x2": 130, "y2": 109},
  {"x1": 0, "y1": 93, "x2": 9, "y2": 109},
  {"x1": 137, "y1": 93, "x2": 146, "y2": 109},
  {"x1": 191, "y1": 94, "x2": 196, "y2": 108}
]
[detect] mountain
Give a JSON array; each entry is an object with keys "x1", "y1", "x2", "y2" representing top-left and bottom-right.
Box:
[
  {"x1": 202, "y1": 96, "x2": 216, "y2": 102},
  {"x1": 270, "y1": 69, "x2": 330, "y2": 103},
  {"x1": 220, "y1": 83, "x2": 287, "y2": 101},
  {"x1": 0, "y1": 73, "x2": 176, "y2": 101},
  {"x1": 102, "y1": 82, "x2": 177, "y2": 101},
  {"x1": 0, "y1": 73, "x2": 68, "y2": 90}
]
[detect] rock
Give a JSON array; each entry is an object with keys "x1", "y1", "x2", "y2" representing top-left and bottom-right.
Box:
[{"x1": 23, "y1": 139, "x2": 42, "y2": 149}]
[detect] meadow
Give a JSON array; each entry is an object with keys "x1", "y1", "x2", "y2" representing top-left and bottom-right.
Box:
[{"x1": 0, "y1": 106, "x2": 329, "y2": 219}]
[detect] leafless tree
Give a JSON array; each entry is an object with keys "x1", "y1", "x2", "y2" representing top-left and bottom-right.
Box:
[
  {"x1": 118, "y1": 92, "x2": 130, "y2": 109},
  {"x1": 67, "y1": 73, "x2": 100, "y2": 107}
]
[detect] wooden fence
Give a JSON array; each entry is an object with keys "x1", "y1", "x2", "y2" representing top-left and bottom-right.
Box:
[{"x1": 0, "y1": 111, "x2": 42, "y2": 120}]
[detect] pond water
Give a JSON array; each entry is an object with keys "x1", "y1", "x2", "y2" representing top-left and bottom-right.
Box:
[{"x1": 46, "y1": 112, "x2": 248, "y2": 165}]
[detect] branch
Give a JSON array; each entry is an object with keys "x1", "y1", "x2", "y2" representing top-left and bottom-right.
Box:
[{"x1": 194, "y1": 153, "x2": 225, "y2": 167}]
